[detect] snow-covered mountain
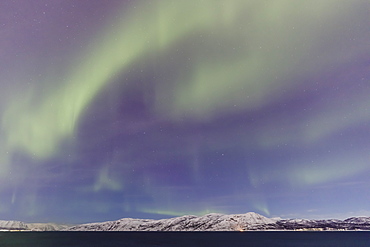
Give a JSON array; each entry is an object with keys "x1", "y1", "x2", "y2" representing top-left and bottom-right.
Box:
[
  {"x1": 1, "y1": 213, "x2": 369, "y2": 231},
  {"x1": 275, "y1": 217, "x2": 370, "y2": 230},
  {"x1": 67, "y1": 213, "x2": 370, "y2": 231},
  {"x1": 67, "y1": 212, "x2": 276, "y2": 231},
  {"x1": 0, "y1": 220, "x2": 28, "y2": 230},
  {"x1": 0, "y1": 220, "x2": 68, "y2": 231}
]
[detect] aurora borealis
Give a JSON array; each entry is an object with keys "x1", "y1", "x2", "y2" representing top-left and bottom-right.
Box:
[{"x1": 1, "y1": 0, "x2": 369, "y2": 223}]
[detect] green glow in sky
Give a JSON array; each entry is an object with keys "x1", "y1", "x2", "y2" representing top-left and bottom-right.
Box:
[
  {"x1": 1, "y1": 0, "x2": 362, "y2": 166},
  {"x1": 0, "y1": 0, "x2": 369, "y2": 222},
  {"x1": 1, "y1": 0, "x2": 247, "y2": 163}
]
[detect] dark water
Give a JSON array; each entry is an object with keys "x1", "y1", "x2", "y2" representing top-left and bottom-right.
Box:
[{"x1": 0, "y1": 231, "x2": 369, "y2": 247}]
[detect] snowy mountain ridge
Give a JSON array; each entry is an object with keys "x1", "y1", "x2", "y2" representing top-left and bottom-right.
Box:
[
  {"x1": 67, "y1": 212, "x2": 275, "y2": 231},
  {"x1": 66, "y1": 212, "x2": 370, "y2": 231},
  {"x1": 1, "y1": 213, "x2": 369, "y2": 231},
  {"x1": 0, "y1": 220, "x2": 28, "y2": 230},
  {"x1": 0, "y1": 220, "x2": 68, "y2": 231}
]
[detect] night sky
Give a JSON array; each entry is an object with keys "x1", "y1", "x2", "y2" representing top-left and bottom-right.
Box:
[{"x1": 1, "y1": 0, "x2": 369, "y2": 224}]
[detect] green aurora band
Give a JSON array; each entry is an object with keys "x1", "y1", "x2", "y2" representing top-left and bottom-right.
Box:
[{"x1": 0, "y1": 0, "x2": 369, "y2": 218}]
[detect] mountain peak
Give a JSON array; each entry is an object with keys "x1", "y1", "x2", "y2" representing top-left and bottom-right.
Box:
[{"x1": 67, "y1": 212, "x2": 277, "y2": 231}]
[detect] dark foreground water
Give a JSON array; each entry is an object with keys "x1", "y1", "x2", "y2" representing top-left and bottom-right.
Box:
[{"x1": 0, "y1": 231, "x2": 369, "y2": 247}]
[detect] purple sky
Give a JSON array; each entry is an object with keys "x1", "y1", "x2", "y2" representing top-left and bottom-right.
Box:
[{"x1": 0, "y1": 0, "x2": 369, "y2": 224}]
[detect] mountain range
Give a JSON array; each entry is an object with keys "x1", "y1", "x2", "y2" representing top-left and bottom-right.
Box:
[
  {"x1": 0, "y1": 220, "x2": 68, "y2": 231},
  {"x1": 1, "y1": 213, "x2": 369, "y2": 231}
]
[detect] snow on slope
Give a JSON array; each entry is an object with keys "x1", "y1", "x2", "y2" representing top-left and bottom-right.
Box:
[
  {"x1": 1, "y1": 213, "x2": 369, "y2": 231},
  {"x1": 0, "y1": 220, "x2": 28, "y2": 230},
  {"x1": 67, "y1": 212, "x2": 277, "y2": 231},
  {"x1": 0, "y1": 220, "x2": 68, "y2": 231}
]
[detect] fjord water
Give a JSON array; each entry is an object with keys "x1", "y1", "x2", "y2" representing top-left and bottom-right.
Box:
[{"x1": 1, "y1": 232, "x2": 369, "y2": 247}]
